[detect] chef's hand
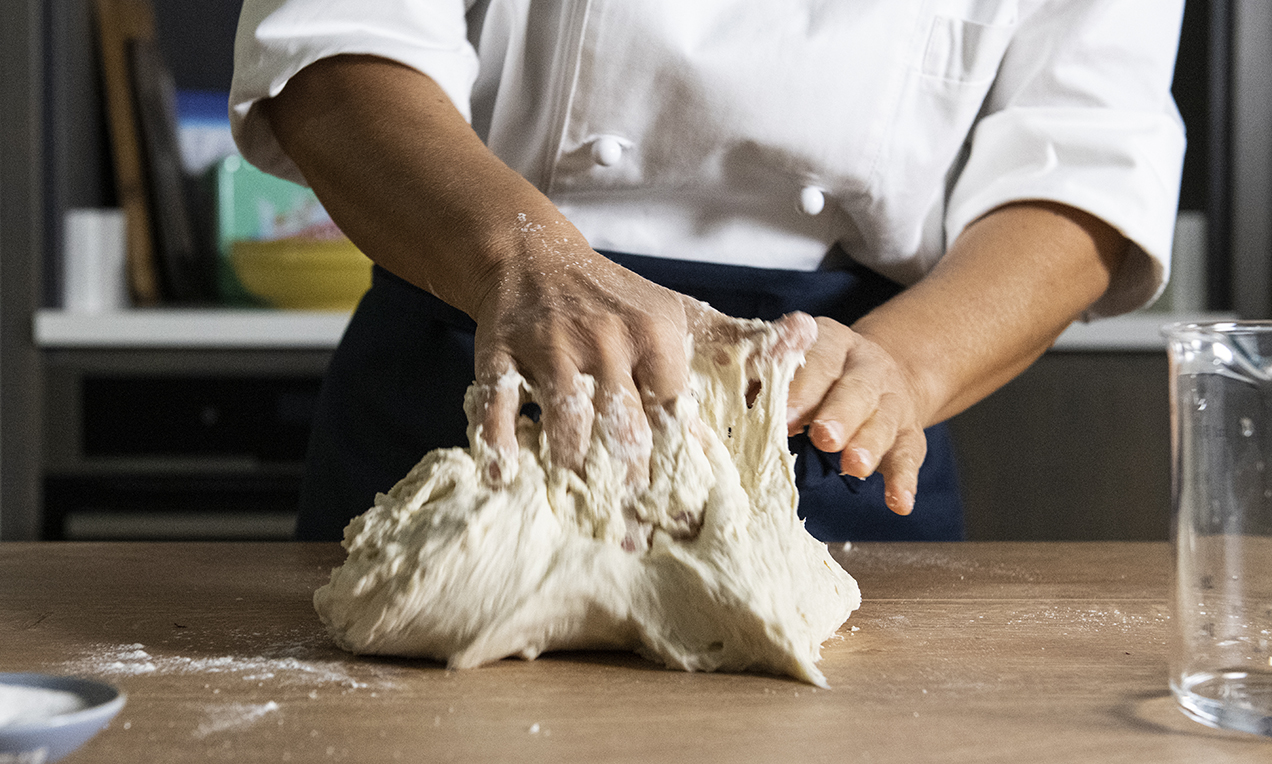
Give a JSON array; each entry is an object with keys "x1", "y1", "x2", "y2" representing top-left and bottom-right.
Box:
[
  {"x1": 783, "y1": 200, "x2": 1132, "y2": 518},
  {"x1": 467, "y1": 221, "x2": 819, "y2": 490},
  {"x1": 465, "y1": 215, "x2": 703, "y2": 486},
  {"x1": 785, "y1": 320, "x2": 926, "y2": 516}
]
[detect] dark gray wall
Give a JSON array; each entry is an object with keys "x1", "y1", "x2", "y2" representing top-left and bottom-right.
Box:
[
  {"x1": 0, "y1": 0, "x2": 47, "y2": 539},
  {"x1": 950, "y1": 353, "x2": 1171, "y2": 541},
  {"x1": 1232, "y1": 1, "x2": 1272, "y2": 319},
  {"x1": 154, "y1": 0, "x2": 242, "y2": 91}
]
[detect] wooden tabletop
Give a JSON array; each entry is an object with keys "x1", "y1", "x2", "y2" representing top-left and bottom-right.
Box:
[{"x1": 1, "y1": 542, "x2": 1268, "y2": 762}]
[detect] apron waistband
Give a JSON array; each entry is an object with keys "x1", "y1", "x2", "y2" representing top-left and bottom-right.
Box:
[{"x1": 370, "y1": 247, "x2": 903, "y2": 329}]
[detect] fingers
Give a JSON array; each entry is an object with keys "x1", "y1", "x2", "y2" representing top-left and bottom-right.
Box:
[
  {"x1": 470, "y1": 348, "x2": 522, "y2": 485},
  {"x1": 767, "y1": 312, "x2": 818, "y2": 364},
  {"x1": 589, "y1": 311, "x2": 655, "y2": 488},
  {"x1": 787, "y1": 317, "x2": 929, "y2": 516},
  {"x1": 877, "y1": 427, "x2": 925, "y2": 516},
  {"x1": 475, "y1": 350, "x2": 651, "y2": 487},
  {"x1": 475, "y1": 296, "x2": 691, "y2": 487},
  {"x1": 633, "y1": 311, "x2": 693, "y2": 409},
  {"x1": 539, "y1": 365, "x2": 595, "y2": 474},
  {"x1": 541, "y1": 354, "x2": 661, "y2": 490},
  {"x1": 787, "y1": 318, "x2": 854, "y2": 438},
  {"x1": 834, "y1": 395, "x2": 925, "y2": 514},
  {"x1": 594, "y1": 378, "x2": 652, "y2": 491}
]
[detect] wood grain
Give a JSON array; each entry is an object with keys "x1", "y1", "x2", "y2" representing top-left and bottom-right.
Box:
[{"x1": 1, "y1": 542, "x2": 1267, "y2": 762}]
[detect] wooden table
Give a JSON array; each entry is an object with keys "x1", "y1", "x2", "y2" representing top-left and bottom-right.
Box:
[{"x1": 1, "y1": 542, "x2": 1268, "y2": 762}]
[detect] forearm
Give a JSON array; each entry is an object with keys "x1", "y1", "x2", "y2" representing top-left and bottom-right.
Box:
[
  {"x1": 263, "y1": 54, "x2": 740, "y2": 483},
  {"x1": 262, "y1": 54, "x2": 560, "y2": 319},
  {"x1": 784, "y1": 200, "x2": 1129, "y2": 514},
  {"x1": 852, "y1": 200, "x2": 1129, "y2": 425}
]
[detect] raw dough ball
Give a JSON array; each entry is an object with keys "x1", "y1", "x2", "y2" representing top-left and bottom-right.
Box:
[{"x1": 314, "y1": 314, "x2": 859, "y2": 687}]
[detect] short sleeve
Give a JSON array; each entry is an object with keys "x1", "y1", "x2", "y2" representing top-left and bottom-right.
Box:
[
  {"x1": 945, "y1": 0, "x2": 1187, "y2": 318},
  {"x1": 229, "y1": 0, "x2": 479, "y2": 185}
]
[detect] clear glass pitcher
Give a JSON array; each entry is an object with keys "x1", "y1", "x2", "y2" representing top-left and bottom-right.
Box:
[{"x1": 1163, "y1": 321, "x2": 1272, "y2": 736}]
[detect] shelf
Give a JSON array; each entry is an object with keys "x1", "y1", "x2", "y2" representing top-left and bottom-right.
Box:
[
  {"x1": 1050, "y1": 311, "x2": 1236, "y2": 352},
  {"x1": 34, "y1": 307, "x2": 1235, "y2": 352},
  {"x1": 34, "y1": 308, "x2": 351, "y2": 349}
]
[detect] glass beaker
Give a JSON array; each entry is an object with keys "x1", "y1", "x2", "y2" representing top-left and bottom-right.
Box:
[{"x1": 1164, "y1": 321, "x2": 1272, "y2": 736}]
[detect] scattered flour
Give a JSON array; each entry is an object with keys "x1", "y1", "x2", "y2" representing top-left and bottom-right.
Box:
[
  {"x1": 0, "y1": 684, "x2": 86, "y2": 727},
  {"x1": 194, "y1": 701, "x2": 280, "y2": 738},
  {"x1": 59, "y1": 644, "x2": 375, "y2": 690},
  {"x1": 54, "y1": 643, "x2": 391, "y2": 741},
  {"x1": 1002, "y1": 605, "x2": 1170, "y2": 637}
]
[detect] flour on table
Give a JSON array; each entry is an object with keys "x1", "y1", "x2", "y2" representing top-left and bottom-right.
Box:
[
  {"x1": 194, "y1": 701, "x2": 280, "y2": 739},
  {"x1": 60, "y1": 643, "x2": 376, "y2": 690},
  {"x1": 314, "y1": 313, "x2": 860, "y2": 687}
]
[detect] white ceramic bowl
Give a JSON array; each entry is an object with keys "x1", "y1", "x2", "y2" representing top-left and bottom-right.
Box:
[{"x1": 0, "y1": 673, "x2": 125, "y2": 762}]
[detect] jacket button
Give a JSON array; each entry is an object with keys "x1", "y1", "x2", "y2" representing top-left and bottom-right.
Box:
[
  {"x1": 591, "y1": 137, "x2": 624, "y2": 167},
  {"x1": 799, "y1": 186, "x2": 826, "y2": 216}
]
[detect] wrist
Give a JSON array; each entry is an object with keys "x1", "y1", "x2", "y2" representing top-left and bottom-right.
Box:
[
  {"x1": 460, "y1": 197, "x2": 594, "y2": 323},
  {"x1": 849, "y1": 314, "x2": 946, "y2": 429}
]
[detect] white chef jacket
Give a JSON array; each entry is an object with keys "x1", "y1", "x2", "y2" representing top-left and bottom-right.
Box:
[{"x1": 230, "y1": 0, "x2": 1186, "y2": 318}]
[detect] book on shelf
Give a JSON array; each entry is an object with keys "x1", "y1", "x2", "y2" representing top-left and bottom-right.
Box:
[
  {"x1": 128, "y1": 35, "x2": 209, "y2": 301},
  {"x1": 94, "y1": 0, "x2": 212, "y2": 305}
]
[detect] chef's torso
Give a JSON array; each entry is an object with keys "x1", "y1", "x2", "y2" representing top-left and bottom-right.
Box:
[
  {"x1": 466, "y1": 0, "x2": 1016, "y2": 278},
  {"x1": 233, "y1": 0, "x2": 1184, "y2": 311}
]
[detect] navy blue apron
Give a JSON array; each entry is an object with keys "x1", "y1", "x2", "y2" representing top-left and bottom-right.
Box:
[{"x1": 296, "y1": 252, "x2": 965, "y2": 542}]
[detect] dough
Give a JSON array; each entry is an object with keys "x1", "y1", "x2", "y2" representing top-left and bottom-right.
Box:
[{"x1": 314, "y1": 314, "x2": 860, "y2": 687}]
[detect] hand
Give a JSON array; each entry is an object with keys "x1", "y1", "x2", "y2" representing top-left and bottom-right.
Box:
[
  {"x1": 785, "y1": 317, "x2": 928, "y2": 516},
  {"x1": 466, "y1": 215, "x2": 821, "y2": 506},
  {"x1": 465, "y1": 212, "x2": 710, "y2": 488}
]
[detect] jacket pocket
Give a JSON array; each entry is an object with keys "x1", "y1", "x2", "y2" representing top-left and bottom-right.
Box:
[{"x1": 921, "y1": 11, "x2": 1015, "y2": 84}]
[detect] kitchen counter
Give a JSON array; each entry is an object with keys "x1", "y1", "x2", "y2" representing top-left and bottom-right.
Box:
[
  {"x1": 1, "y1": 542, "x2": 1266, "y2": 762},
  {"x1": 32, "y1": 309, "x2": 1233, "y2": 351}
]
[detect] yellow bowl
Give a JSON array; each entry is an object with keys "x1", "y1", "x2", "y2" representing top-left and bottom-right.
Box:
[{"x1": 230, "y1": 238, "x2": 373, "y2": 311}]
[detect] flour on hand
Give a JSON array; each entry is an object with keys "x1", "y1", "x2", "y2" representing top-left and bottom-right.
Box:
[{"x1": 313, "y1": 312, "x2": 860, "y2": 687}]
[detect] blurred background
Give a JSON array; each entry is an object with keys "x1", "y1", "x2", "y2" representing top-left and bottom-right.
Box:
[{"x1": 1, "y1": 0, "x2": 1268, "y2": 542}]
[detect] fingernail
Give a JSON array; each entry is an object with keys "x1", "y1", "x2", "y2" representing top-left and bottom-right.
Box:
[
  {"x1": 813, "y1": 420, "x2": 844, "y2": 449},
  {"x1": 838, "y1": 448, "x2": 871, "y2": 479},
  {"x1": 786, "y1": 407, "x2": 798, "y2": 426},
  {"x1": 838, "y1": 449, "x2": 872, "y2": 479},
  {"x1": 886, "y1": 489, "x2": 915, "y2": 516}
]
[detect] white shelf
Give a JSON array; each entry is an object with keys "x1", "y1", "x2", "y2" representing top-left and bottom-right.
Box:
[
  {"x1": 34, "y1": 308, "x2": 351, "y2": 349},
  {"x1": 1050, "y1": 311, "x2": 1235, "y2": 351},
  {"x1": 33, "y1": 308, "x2": 1234, "y2": 352}
]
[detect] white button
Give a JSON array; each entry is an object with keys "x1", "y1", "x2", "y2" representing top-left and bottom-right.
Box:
[
  {"x1": 591, "y1": 137, "x2": 624, "y2": 167},
  {"x1": 799, "y1": 186, "x2": 826, "y2": 216}
]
